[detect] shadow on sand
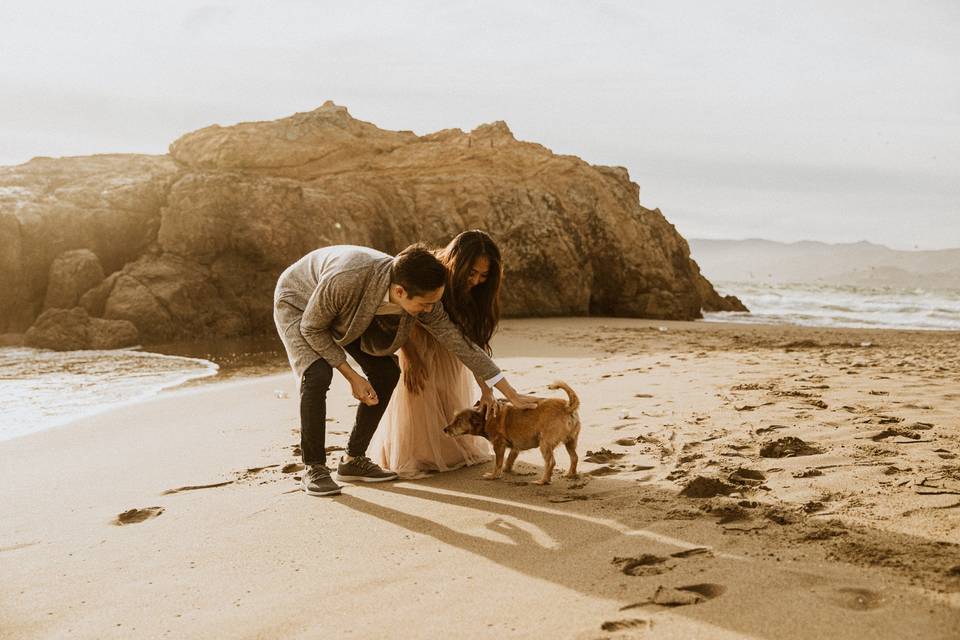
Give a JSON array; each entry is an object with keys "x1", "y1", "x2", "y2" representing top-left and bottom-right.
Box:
[{"x1": 335, "y1": 464, "x2": 960, "y2": 639}]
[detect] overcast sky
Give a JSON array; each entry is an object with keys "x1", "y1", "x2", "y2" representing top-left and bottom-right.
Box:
[{"x1": 1, "y1": 1, "x2": 957, "y2": 249}]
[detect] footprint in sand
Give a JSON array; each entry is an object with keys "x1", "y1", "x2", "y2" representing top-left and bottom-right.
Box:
[
  {"x1": 614, "y1": 547, "x2": 715, "y2": 579},
  {"x1": 867, "y1": 427, "x2": 921, "y2": 442},
  {"x1": 679, "y1": 476, "x2": 735, "y2": 498},
  {"x1": 734, "y1": 403, "x2": 773, "y2": 411},
  {"x1": 760, "y1": 437, "x2": 822, "y2": 458},
  {"x1": 588, "y1": 465, "x2": 622, "y2": 477},
  {"x1": 728, "y1": 468, "x2": 766, "y2": 486},
  {"x1": 622, "y1": 583, "x2": 726, "y2": 610},
  {"x1": 113, "y1": 507, "x2": 164, "y2": 526},
  {"x1": 818, "y1": 587, "x2": 885, "y2": 611},
  {"x1": 613, "y1": 554, "x2": 673, "y2": 576},
  {"x1": 651, "y1": 583, "x2": 726, "y2": 606},
  {"x1": 601, "y1": 618, "x2": 650, "y2": 632},
  {"x1": 755, "y1": 424, "x2": 790, "y2": 435}
]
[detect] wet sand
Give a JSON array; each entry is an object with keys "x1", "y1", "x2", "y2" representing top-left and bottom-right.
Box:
[{"x1": 1, "y1": 318, "x2": 958, "y2": 639}]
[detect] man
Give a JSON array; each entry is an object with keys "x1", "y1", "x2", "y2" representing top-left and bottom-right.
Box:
[{"x1": 274, "y1": 243, "x2": 538, "y2": 496}]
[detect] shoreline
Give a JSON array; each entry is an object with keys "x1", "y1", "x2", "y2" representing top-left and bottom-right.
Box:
[
  {"x1": 3, "y1": 317, "x2": 958, "y2": 446},
  {"x1": 2, "y1": 317, "x2": 958, "y2": 638}
]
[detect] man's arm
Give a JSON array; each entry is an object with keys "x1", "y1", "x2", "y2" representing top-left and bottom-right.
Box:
[
  {"x1": 418, "y1": 305, "x2": 537, "y2": 409},
  {"x1": 299, "y1": 278, "x2": 349, "y2": 369},
  {"x1": 300, "y1": 277, "x2": 378, "y2": 405}
]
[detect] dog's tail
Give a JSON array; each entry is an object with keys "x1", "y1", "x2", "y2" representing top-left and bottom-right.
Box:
[{"x1": 548, "y1": 380, "x2": 579, "y2": 413}]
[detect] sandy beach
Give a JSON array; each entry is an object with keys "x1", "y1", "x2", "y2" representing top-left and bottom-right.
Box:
[{"x1": 2, "y1": 317, "x2": 959, "y2": 639}]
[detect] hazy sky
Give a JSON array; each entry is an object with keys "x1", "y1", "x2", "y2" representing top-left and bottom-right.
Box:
[{"x1": 2, "y1": 1, "x2": 957, "y2": 249}]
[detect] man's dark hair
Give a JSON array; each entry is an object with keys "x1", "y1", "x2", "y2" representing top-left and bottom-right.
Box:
[{"x1": 391, "y1": 243, "x2": 447, "y2": 297}]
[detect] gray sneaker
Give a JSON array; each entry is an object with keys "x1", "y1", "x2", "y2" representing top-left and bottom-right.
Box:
[
  {"x1": 336, "y1": 455, "x2": 398, "y2": 483},
  {"x1": 302, "y1": 465, "x2": 342, "y2": 496}
]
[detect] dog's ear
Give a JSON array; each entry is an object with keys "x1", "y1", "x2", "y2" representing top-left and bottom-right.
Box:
[{"x1": 474, "y1": 411, "x2": 494, "y2": 434}]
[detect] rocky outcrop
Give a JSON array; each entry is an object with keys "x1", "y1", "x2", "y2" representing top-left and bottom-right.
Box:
[
  {"x1": 43, "y1": 249, "x2": 105, "y2": 310},
  {"x1": 24, "y1": 307, "x2": 139, "y2": 350},
  {"x1": 100, "y1": 253, "x2": 256, "y2": 342},
  {"x1": 0, "y1": 154, "x2": 179, "y2": 333},
  {"x1": 0, "y1": 333, "x2": 24, "y2": 347},
  {"x1": 1, "y1": 102, "x2": 745, "y2": 346}
]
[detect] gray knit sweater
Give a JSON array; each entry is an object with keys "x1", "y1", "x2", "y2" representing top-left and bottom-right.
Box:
[{"x1": 273, "y1": 245, "x2": 501, "y2": 381}]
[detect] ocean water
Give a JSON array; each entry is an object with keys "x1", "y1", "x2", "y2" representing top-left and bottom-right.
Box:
[
  {"x1": 0, "y1": 348, "x2": 219, "y2": 442},
  {"x1": 704, "y1": 281, "x2": 960, "y2": 331},
  {"x1": 4, "y1": 284, "x2": 957, "y2": 443}
]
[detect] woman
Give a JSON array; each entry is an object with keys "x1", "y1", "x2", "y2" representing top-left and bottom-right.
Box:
[{"x1": 370, "y1": 230, "x2": 503, "y2": 478}]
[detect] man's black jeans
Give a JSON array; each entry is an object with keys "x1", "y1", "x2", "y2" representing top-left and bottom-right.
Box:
[{"x1": 299, "y1": 339, "x2": 401, "y2": 466}]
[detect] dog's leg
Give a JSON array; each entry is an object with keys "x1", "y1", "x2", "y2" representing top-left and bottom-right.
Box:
[
  {"x1": 534, "y1": 444, "x2": 556, "y2": 485},
  {"x1": 483, "y1": 440, "x2": 506, "y2": 480},
  {"x1": 503, "y1": 448, "x2": 520, "y2": 474},
  {"x1": 563, "y1": 438, "x2": 579, "y2": 478}
]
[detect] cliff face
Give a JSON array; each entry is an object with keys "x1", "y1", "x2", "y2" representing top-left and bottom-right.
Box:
[{"x1": 0, "y1": 102, "x2": 745, "y2": 347}]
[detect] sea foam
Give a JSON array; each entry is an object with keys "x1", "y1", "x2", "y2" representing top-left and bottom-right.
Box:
[
  {"x1": 704, "y1": 281, "x2": 960, "y2": 331},
  {"x1": 0, "y1": 347, "x2": 218, "y2": 442}
]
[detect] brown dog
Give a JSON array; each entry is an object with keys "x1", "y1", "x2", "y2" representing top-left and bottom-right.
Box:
[{"x1": 443, "y1": 381, "x2": 581, "y2": 485}]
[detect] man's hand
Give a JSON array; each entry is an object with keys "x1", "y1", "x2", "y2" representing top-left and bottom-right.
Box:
[
  {"x1": 403, "y1": 363, "x2": 427, "y2": 394},
  {"x1": 478, "y1": 387, "x2": 498, "y2": 419},
  {"x1": 348, "y1": 375, "x2": 379, "y2": 406}
]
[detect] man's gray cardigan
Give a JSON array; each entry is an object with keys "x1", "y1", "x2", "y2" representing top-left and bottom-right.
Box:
[{"x1": 273, "y1": 245, "x2": 501, "y2": 383}]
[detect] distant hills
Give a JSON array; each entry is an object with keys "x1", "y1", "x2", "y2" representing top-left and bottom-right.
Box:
[{"x1": 689, "y1": 239, "x2": 960, "y2": 291}]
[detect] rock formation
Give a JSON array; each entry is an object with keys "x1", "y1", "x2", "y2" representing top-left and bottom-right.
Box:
[
  {"x1": 25, "y1": 307, "x2": 139, "y2": 351},
  {"x1": 0, "y1": 102, "x2": 746, "y2": 349},
  {"x1": 43, "y1": 249, "x2": 105, "y2": 310}
]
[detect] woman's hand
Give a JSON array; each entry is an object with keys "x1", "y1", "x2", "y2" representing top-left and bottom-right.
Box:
[
  {"x1": 507, "y1": 391, "x2": 539, "y2": 410},
  {"x1": 493, "y1": 378, "x2": 539, "y2": 411},
  {"x1": 478, "y1": 386, "x2": 498, "y2": 419}
]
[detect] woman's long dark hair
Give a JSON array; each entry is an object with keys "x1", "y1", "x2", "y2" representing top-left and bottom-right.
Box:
[{"x1": 436, "y1": 230, "x2": 502, "y2": 355}]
